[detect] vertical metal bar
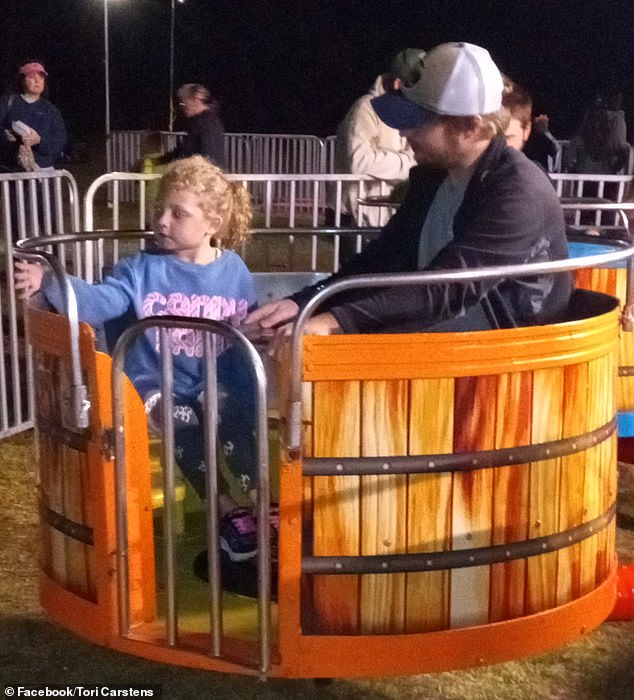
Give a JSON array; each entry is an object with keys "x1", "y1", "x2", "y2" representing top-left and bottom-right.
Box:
[
  {"x1": 112, "y1": 348, "x2": 131, "y2": 636},
  {"x1": 202, "y1": 334, "x2": 223, "y2": 656},
  {"x1": 251, "y1": 344, "x2": 271, "y2": 676},
  {"x1": 28, "y1": 179, "x2": 38, "y2": 236},
  {"x1": 159, "y1": 327, "x2": 178, "y2": 646}
]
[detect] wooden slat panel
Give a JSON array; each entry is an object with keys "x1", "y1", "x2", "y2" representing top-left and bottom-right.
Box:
[
  {"x1": 490, "y1": 371, "x2": 532, "y2": 622},
  {"x1": 310, "y1": 380, "x2": 361, "y2": 634},
  {"x1": 601, "y1": 350, "x2": 617, "y2": 584},
  {"x1": 61, "y1": 445, "x2": 92, "y2": 598},
  {"x1": 38, "y1": 432, "x2": 61, "y2": 581},
  {"x1": 527, "y1": 367, "x2": 564, "y2": 614},
  {"x1": 406, "y1": 377, "x2": 453, "y2": 632},
  {"x1": 580, "y1": 356, "x2": 604, "y2": 594},
  {"x1": 574, "y1": 268, "x2": 617, "y2": 296},
  {"x1": 450, "y1": 375, "x2": 496, "y2": 628},
  {"x1": 359, "y1": 380, "x2": 408, "y2": 634},
  {"x1": 556, "y1": 362, "x2": 589, "y2": 604}
]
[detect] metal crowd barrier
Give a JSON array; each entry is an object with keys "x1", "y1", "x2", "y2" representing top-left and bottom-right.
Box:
[
  {"x1": 550, "y1": 173, "x2": 634, "y2": 201},
  {"x1": 108, "y1": 131, "x2": 334, "y2": 204},
  {"x1": 83, "y1": 172, "x2": 377, "y2": 232},
  {"x1": 3, "y1": 167, "x2": 634, "y2": 442},
  {"x1": 0, "y1": 169, "x2": 81, "y2": 437}
]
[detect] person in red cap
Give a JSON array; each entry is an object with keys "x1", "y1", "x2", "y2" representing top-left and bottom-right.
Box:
[{"x1": 0, "y1": 59, "x2": 67, "y2": 172}]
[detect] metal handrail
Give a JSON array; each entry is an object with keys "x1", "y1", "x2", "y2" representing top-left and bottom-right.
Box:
[
  {"x1": 111, "y1": 317, "x2": 271, "y2": 674},
  {"x1": 13, "y1": 244, "x2": 90, "y2": 430},
  {"x1": 287, "y1": 243, "x2": 634, "y2": 450}
]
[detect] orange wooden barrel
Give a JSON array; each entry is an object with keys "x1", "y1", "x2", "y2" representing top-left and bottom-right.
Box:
[
  {"x1": 273, "y1": 289, "x2": 620, "y2": 676},
  {"x1": 570, "y1": 241, "x2": 634, "y2": 422},
  {"x1": 29, "y1": 306, "x2": 156, "y2": 643},
  {"x1": 26, "y1": 291, "x2": 621, "y2": 679}
]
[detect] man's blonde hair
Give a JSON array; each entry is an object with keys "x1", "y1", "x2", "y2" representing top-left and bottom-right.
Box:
[
  {"x1": 156, "y1": 155, "x2": 252, "y2": 249},
  {"x1": 441, "y1": 109, "x2": 510, "y2": 139}
]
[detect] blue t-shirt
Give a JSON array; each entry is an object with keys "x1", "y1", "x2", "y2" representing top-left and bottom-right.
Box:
[{"x1": 41, "y1": 249, "x2": 256, "y2": 401}]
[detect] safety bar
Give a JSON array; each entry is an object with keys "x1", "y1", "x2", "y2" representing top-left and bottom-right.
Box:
[
  {"x1": 286, "y1": 243, "x2": 634, "y2": 451},
  {"x1": 13, "y1": 244, "x2": 90, "y2": 430},
  {"x1": 110, "y1": 317, "x2": 271, "y2": 675}
]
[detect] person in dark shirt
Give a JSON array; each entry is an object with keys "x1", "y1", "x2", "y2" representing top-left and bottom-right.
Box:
[
  {"x1": 502, "y1": 75, "x2": 560, "y2": 171},
  {"x1": 565, "y1": 89, "x2": 630, "y2": 174},
  {"x1": 0, "y1": 59, "x2": 66, "y2": 171},
  {"x1": 157, "y1": 83, "x2": 226, "y2": 168},
  {"x1": 246, "y1": 42, "x2": 572, "y2": 336}
]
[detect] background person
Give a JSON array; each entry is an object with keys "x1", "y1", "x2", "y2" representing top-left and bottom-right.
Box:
[
  {"x1": 0, "y1": 59, "x2": 66, "y2": 172},
  {"x1": 502, "y1": 74, "x2": 560, "y2": 171},
  {"x1": 326, "y1": 48, "x2": 425, "y2": 232},
  {"x1": 247, "y1": 42, "x2": 572, "y2": 337},
  {"x1": 155, "y1": 83, "x2": 226, "y2": 168},
  {"x1": 564, "y1": 88, "x2": 630, "y2": 174}
]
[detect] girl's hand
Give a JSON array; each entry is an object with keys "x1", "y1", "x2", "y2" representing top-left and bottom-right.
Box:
[{"x1": 14, "y1": 260, "x2": 44, "y2": 299}]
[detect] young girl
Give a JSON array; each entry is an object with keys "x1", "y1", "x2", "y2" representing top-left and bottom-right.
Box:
[{"x1": 15, "y1": 155, "x2": 262, "y2": 563}]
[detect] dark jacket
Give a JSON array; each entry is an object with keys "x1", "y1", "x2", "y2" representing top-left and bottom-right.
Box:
[
  {"x1": 160, "y1": 109, "x2": 226, "y2": 168},
  {"x1": 292, "y1": 135, "x2": 573, "y2": 333},
  {"x1": 0, "y1": 93, "x2": 66, "y2": 170}
]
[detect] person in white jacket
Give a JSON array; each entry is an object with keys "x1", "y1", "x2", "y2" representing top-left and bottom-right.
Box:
[{"x1": 326, "y1": 48, "x2": 425, "y2": 237}]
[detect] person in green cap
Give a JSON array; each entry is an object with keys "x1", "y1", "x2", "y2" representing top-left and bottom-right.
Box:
[{"x1": 325, "y1": 48, "x2": 426, "y2": 242}]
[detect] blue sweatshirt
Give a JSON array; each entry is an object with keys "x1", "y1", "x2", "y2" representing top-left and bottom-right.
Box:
[{"x1": 41, "y1": 249, "x2": 256, "y2": 401}]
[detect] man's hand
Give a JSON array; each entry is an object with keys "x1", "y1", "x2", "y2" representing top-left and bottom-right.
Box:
[
  {"x1": 302, "y1": 312, "x2": 341, "y2": 335},
  {"x1": 245, "y1": 299, "x2": 300, "y2": 328},
  {"x1": 262, "y1": 311, "x2": 342, "y2": 358}
]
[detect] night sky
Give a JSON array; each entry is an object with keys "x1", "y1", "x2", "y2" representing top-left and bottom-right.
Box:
[{"x1": 3, "y1": 0, "x2": 634, "y2": 149}]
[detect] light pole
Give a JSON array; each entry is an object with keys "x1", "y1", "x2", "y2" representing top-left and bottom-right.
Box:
[
  {"x1": 169, "y1": 0, "x2": 186, "y2": 131},
  {"x1": 104, "y1": 0, "x2": 111, "y2": 171}
]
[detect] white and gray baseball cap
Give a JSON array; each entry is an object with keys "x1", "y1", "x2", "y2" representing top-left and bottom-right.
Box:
[{"x1": 372, "y1": 42, "x2": 504, "y2": 130}]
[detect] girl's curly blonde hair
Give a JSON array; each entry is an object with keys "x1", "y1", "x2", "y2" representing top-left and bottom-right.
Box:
[{"x1": 156, "y1": 155, "x2": 252, "y2": 250}]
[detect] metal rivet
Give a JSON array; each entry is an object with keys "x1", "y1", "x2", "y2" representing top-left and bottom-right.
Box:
[{"x1": 336, "y1": 463, "x2": 343, "y2": 471}]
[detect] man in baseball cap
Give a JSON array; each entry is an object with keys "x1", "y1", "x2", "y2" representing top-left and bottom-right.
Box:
[
  {"x1": 246, "y1": 42, "x2": 572, "y2": 336},
  {"x1": 371, "y1": 42, "x2": 504, "y2": 130}
]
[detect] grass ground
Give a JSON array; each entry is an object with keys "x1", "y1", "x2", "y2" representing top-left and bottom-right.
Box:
[{"x1": 2, "y1": 431, "x2": 634, "y2": 699}]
